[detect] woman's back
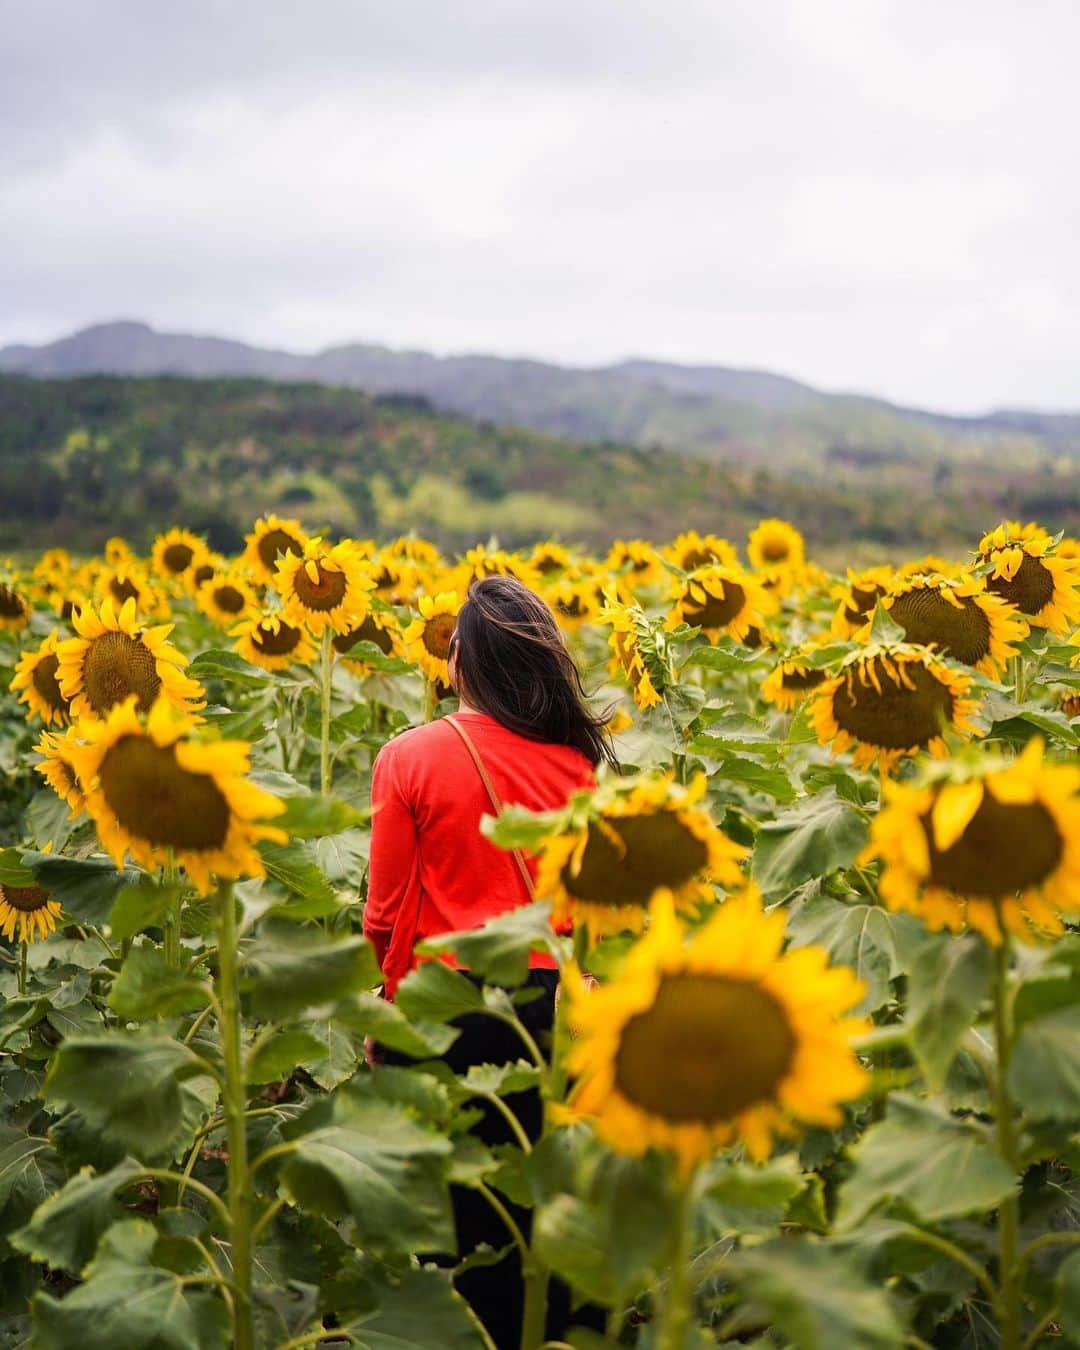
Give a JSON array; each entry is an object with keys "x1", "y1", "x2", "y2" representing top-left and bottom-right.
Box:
[{"x1": 364, "y1": 710, "x2": 594, "y2": 992}]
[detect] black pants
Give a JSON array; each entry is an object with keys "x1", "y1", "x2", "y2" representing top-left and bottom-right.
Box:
[{"x1": 383, "y1": 970, "x2": 603, "y2": 1349}]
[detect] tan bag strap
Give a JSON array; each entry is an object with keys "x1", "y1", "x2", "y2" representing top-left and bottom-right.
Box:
[{"x1": 446, "y1": 716, "x2": 536, "y2": 901}]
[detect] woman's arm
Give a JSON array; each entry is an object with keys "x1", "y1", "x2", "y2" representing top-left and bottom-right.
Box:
[{"x1": 364, "y1": 747, "x2": 421, "y2": 977}]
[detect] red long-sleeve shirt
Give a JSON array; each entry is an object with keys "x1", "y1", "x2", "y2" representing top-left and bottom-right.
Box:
[{"x1": 364, "y1": 711, "x2": 595, "y2": 995}]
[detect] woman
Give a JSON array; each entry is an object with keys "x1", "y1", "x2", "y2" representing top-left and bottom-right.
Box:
[{"x1": 364, "y1": 574, "x2": 615, "y2": 1347}]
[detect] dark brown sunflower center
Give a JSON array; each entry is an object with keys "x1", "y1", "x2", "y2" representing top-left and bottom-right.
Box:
[
  {"x1": 986, "y1": 552, "x2": 1056, "y2": 617},
  {"x1": 761, "y1": 540, "x2": 790, "y2": 562},
  {"x1": 680, "y1": 548, "x2": 710, "y2": 571},
  {"x1": 292, "y1": 563, "x2": 347, "y2": 612},
  {"x1": 99, "y1": 735, "x2": 231, "y2": 851},
  {"x1": 536, "y1": 555, "x2": 562, "y2": 575},
  {"x1": 781, "y1": 665, "x2": 826, "y2": 692},
  {"x1": 844, "y1": 583, "x2": 884, "y2": 624},
  {"x1": 557, "y1": 595, "x2": 585, "y2": 617},
  {"x1": 212, "y1": 585, "x2": 247, "y2": 615},
  {"x1": 162, "y1": 543, "x2": 194, "y2": 574},
  {"x1": 252, "y1": 621, "x2": 303, "y2": 656},
  {"x1": 888, "y1": 589, "x2": 992, "y2": 666},
  {"x1": 0, "y1": 586, "x2": 27, "y2": 619},
  {"x1": 832, "y1": 657, "x2": 955, "y2": 750},
  {"x1": 421, "y1": 612, "x2": 456, "y2": 659},
  {"x1": 109, "y1": 576, "x2": 141, "y2": 605},
  {"x1": 615, "y1": 974, "x2": 795, "y2": 1122},
  {"x1": 32, "y1": 654, "x2": 69, "y2": 712},
  {"x1": 925, "y1": 789, "x2": 1063, "y2": 898},
  {"x1": 683, "y1": 580, "x2": 747, "y2": 630},
  {"x1": 257, "y1": 528, "x2": 303, "y2": 571},
  {"x1": 193, "y1": 563, "x2": 215, "y2": 587},
  {"x1": 562, "y1": 811, "x2": 709, "y2": 908},
  {"x1": 82, "y1": 632, "x2": 162, "y2": 714},
  {"x1": 334, "y1": 615, "x2": 393, "y2": 655},
  {"x1": 1, "y1": 884, "x2": 52, "y2": 914}
]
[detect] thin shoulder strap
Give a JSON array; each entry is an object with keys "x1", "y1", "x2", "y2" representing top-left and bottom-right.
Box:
[{"x1": 446, "y1": 717, "x2": 536, "y2": 901}]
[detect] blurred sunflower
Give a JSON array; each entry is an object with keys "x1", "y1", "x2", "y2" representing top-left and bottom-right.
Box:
[
  {"x1": 535, "y1": 772, "x2": 746, "y2": 937},
  {"x1": 761, "y1": 646, "x2": 830, "y2": 712},
  {"x1": 196, "y1": 571, "x2": 259, "y2": 627},
  {"x1": 96, "y1": 566, "x2": 164, "y2": 618},
  {"x1": 529, "y1": 541, "x2": 574, "y2": 578},
  {"x1": 151, "y1": 527, "x2": 208, "y2": 584},
  {"x1": 385, "y1": 535, "x2": 442, "y2": 567},
  {"x1": 747, "y1": 519, "x2": 805, "y2": 574},
  {"x1": 104, "y1": 536, "x2": 134, "y2": 567},
  {"x1": 33, "y1": 549, "x2": 72, "y2": 583},
  {"x1": 864, "y1": 739, "x2": 1080, "y2": 943},
  {"x1": 830, "y1": 565, "x2": 895, "y2": 637},
  {"x1": 232, "y1": 612, "x2": 316, "y2": 671},
  {"x1": 0, "y1": 881, "x2": 63, "y2": 944},
  {"x1": 332, "y1": 609, "x2": 403, "y2": 673},
  {"x1": 663, "y1": 530, "x2": 738, "y2": 573},
  {"x1": 368, "y1": 553, "x2": 420, "y2": 606},
  {"x1": 977, "y1": 521, "x2": 1080, "y2": 634},
  {"x1": 549, "y1": 573, "x2": 604, "y2": 633},
  {"x1": 403, "y1": 591, "x2": 461, "y2": 684},
  {"x1": 459, "y1": 545, "x2": 541, "y2": 591},
  {"x1": 57, "y1": 597, "x2": 205, "y2": 721},
  {"x1": 605, "y1": 539, "x2": 664, "y2": 590},
  {"x1": 34, "y1": 727, "x2": 86, "y2": 816},
  {"x1": 668, "y1": 563, "x2": 776, "y2": 645},
  {"x1": 69, "y1": 697, "x2": 287, "y2": 895},
  {"x1": 869, "y1": 572, "x2": 1029, "y2": 679},
  {"x1": 11, "y1": 631, "x2": 73, "y2": 726},
  {"x1": 599, "y1": 592, "x2": 665, "y2": 710},
  {"x1": 276, "y1": 540, "x2": 375, "y2": 636},
  {"x1": 0, "y1": 581, "x2": 30, "y2": 632},
  {"x1": 243, "y1": 514, "x2": 309, "y2": 584},
  {"x1": 809, "y1": 643, "x2": 981, "y2": 772},
  {"x1": 189, "y1": 551, "x2": 225, "y2": 592},
  {"x1": 562, "y1": 887, "x2": 868, "y2": 1173}
]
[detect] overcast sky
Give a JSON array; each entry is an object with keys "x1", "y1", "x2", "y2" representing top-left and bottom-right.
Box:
[{"x1": 4, "y1": 1, "x2": 1079, "y2": 412}]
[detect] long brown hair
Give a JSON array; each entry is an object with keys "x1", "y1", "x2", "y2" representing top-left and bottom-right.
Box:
[{"x1": 451, "y1": 576, "x2": 618, "y2": 769}]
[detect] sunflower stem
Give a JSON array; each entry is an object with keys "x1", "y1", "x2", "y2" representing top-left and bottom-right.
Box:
[
  {"x1": 519, "y1": 1260, "x2": 550, "y2": 1350},
  {"x1": 319, "y1": 627, "x2": 334, "y2": 796},
  {"x1": 658, "y1": 1165, "x2": 698, "y2": 1350},
  {"x1": 214, "y1": 881, "x2": 255, "y2": 1350},
  {"x1": 17, "y1": 942, "x2": 27, "y2": 996},
  {"x1": 991, "y1": 916, "x2": 1022, "y2": 1350},
  {"x1": 423, "y1": 677, "x2": 438, "y2": 723}
]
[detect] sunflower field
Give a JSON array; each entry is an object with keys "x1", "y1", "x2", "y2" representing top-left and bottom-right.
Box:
[{"x1": 1, "y1": 515, "x2": 1080, "y2": 1350}]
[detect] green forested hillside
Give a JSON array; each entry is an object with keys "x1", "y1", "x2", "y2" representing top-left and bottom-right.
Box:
[{"x1": 0, "y1": 374, "x2": 1077, "y2": 559}]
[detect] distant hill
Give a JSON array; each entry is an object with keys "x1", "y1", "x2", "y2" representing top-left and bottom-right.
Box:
[
  {"x1": 0, "y1": 372, "x2": 1077, "y2": 561},
  {"x1": 5, "y1": 321, "x2": 1079, "y2": 465}
]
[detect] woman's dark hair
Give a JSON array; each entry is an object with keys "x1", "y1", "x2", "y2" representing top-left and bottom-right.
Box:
[{"x1": 452, "y1": 576, "x2": 618, "y2": 769}]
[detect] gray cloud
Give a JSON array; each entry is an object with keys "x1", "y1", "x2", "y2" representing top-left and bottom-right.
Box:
[{"x1": 3, "y1": 0, "x2": 1079, "y2": 411}]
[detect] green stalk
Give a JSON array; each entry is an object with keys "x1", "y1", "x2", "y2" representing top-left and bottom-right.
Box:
[
  {"x1": 214, "y1": 881, "x2": 254, "y2": 1350},
  {"x1": 519, "y1": 1260, "x2": 551, "y2": 1350},
  {"x1": 163, "y1": 859, "x2": 180, "y2": 969},
  {"x1": 17, "y1": 942, "x2": 27, "y2": 996},
  {"x1": 423, "y1": 676, "x2": 438, "y2": 723},
  {"x1": 991, "y1": 917, "x2": 1021, "y2": 1350},
  {"x1": 319, "y1": 627, "x2": 334, "y2": 795},
  {"x1": 658, "y1": 1170, "x2": 697, "y2": 1350}
]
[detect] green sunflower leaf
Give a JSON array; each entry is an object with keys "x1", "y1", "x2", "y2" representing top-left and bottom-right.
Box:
[
  {"x1": 243, "y1": 928, "x2": 380, "y2": 1017},
  {"x1": 1007, "y1": 1004, "x2": 1080, "y2": 1121},
  {"x1": 10, "y1": 1158, "x2": 142, "y2": 1273},
  {"x1": 905, "y1": 931, "x2": 993, "y2": 1090},
  {"x1": 751, "y1": 789, "x2": 868, "y2": 897},
  {"x1": 108, "y1": 945, "x2": 211, "y2": 1021}
]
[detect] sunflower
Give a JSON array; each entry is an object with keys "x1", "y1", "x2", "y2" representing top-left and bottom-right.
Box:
[
  {"x1": 830, "y1": 566, "x2": 895, "y2": 637},
  {"x1": 867, "y1": 572, "x2": 1029, "y2": 680},
  {"x1": 196, "y1": 571, "x2": 259, "y2": 628},
  {"x1": 332, "y1": 610, "x2": 403, "y2": 673},
  {"x1": 34, "y1": 727, "x2": 86, "y2": 816},
  {"x1": 535, "y1": 773, "x2": 746, "y2": 938},
  {"x1": 599, "y1": 592, "x2": 666, "y2": 710},
  {"x1": 529, "y1": 541, "x2": 574, "y2": 578},
  {"x1": 69, "y1": 697, "x2": 287, "y2": 895},
  {"x1": 33, "y1": 548, "x2": 72, "y2": 583},
  {"x1": 232, "y1": 612, "x2": 316, "y2": 672},
  {"x1": 243, "y1": 514, "x2": 309, "y2": 584},
  {"x1": 548, "y1": 573, "x2": 604, "y2": 633},
  {"x1": 96, "y1": 566, "x2": 164, "y2": 618},
  {"x1": 0, "y1": 581, "x2": 30, "y2": 632},
  {"x1": 402, "y1": 591, "x2": 461, "y2": 684},
  {"x1": 977, "y1": 521, "x2": 1080, "y2": 634},
  {"x1": 10, "y1": 631, "x2": 73, "y2": 726},
  {"x1": 104, "y1": 537, "x2": 134, "y2": 567},
  {"x1": 56, "y1": 597, "x2": 205, "y2": 721},
  {"x1": 562, "y1": 887, "x2": 868, "y2": 1174},
  {"x1": 368, "y1": 553, "x2": 420, "y2": 606},
  {"x1": 748, "y1": 519, "x2": 805, "y2": 574},
  {"x1": 459, "y1": 545, "x2": 541, "y2": 592},
  {"x1": 605, "y1": 539, "x2": 665, "y2": 591},
  {"x1": 809, "y1": 643, "x2": 982, "y2": 772},
  {"x1": 663, "y1": 531, "x2": 738, "y2": 573},
  {"x1": 151, "y1": 528, "x2": 208, "y2": 584},
  {"x1": 189, "y1": 553, "x2": 223, "y2": 592},
  {"x1": 864, "y1": 738, "x2": 1080, "y2": 944},
  {"x1": 0, "y1": 881, "x2": 63, "y2": 944},
  {"x1": 760, "y1": 646, "x2": 830, "y2": 712},
  {"x1": 667, "y1": 563, "x2": 776, "y2": 646},
  {"x1": 275, "y1": 540, "x2": 375, "y2": 637},
  {"x1": 385, "y1": 535, "x2": 442, "y2": 566}
]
